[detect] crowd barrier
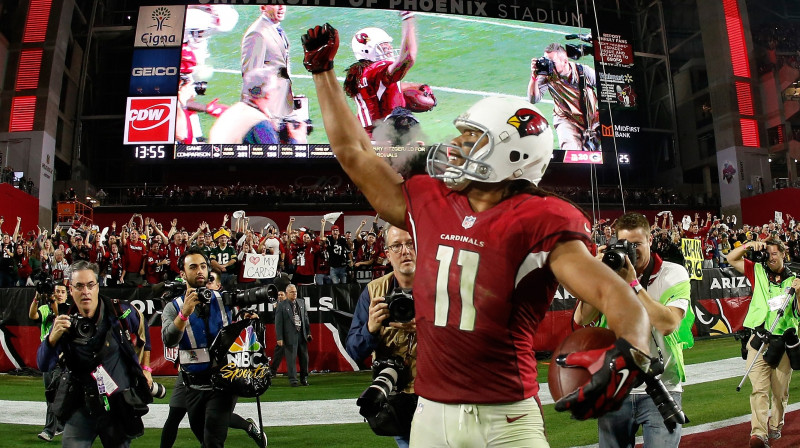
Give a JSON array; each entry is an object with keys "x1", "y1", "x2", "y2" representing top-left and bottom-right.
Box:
[{"x1": 0, "y1": 267, "x2": 773, "y2": 375}]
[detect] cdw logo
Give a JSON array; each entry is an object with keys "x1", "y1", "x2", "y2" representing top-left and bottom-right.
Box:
[{"x1": 123, "y1": 97, "x2": 176, "y2": 144}]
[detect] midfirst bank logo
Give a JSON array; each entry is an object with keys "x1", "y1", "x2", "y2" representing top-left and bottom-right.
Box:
[
  {"x1": 123, "y1": 97, "x2": 176, "y2": 144},
  {"x1": 135, "y1": 6, "x2": 184, "y2": 48}
]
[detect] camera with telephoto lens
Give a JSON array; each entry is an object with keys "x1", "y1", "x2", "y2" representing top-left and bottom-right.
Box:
[
  {"x1": 150, "y1": 381, "x2": 166, "y2": 399},
  {"x1": 602, "y1": 239, "x2": 638, "y2": 271},
  {"x1": 33, "y1": 271, "x2": 56, "y2": 296},
  {"x1": 157, "y1": 280, "x2": 187, "y2": 299},
  {"x1": 221, "y1": 284, "x2": 278, "y2": 307},
  {"x1": 68, "y1": 314, "x2": 97, "y2": 345},
  {"x1": 535, "y1": 57, "x2": 556, "y2": 76},
  {"x1": 642, "y1": 362, "x2": 689, "y2": 432},
  {"x1": 194, "y1": 81, "x2": 207, "y2": 95},
  {"x1": 357, "y1": 357, "x2": 409, "y2": 417},
  {"x1": 383, "y1": 288, "x2": 414, "y2": 326}
]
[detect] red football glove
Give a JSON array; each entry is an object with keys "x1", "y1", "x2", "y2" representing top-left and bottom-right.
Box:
[
  {"x1": 205, "y1": 98, "x2": 228, "y2": 117},
  {"x1": 301, "y1": 23, "x2": 339, "y2": 74},
  {"x1": 554, "y1": 338, "x2": 659, "y2": 420}
]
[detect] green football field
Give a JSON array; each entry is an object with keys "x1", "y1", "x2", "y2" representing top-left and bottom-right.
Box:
[
  {"x1": 5, "y1": 337, "x2": 800, "y2": 447},
  {"x1": 193, "y1": 6, "x2": 592, "y2": 146}
]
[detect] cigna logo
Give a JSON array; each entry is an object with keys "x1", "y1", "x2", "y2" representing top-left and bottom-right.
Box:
[
  {"x1": 149, "y1": 7, "x2": 172, "y2": 32},
  {"x1": 123, "y1": 97, "x2": 176, "y2": 144}
]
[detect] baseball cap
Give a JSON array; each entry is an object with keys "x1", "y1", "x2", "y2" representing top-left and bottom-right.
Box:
[
  {"x1": 331, "y1": 225, "x2": 339, "y2": 230},
  {"x1": 367, "y1": 231, "x2": 376, "y2": 237}
]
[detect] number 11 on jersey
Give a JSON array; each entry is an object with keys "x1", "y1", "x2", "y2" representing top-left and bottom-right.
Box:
[{"x1": 434, "y1": 245, "x2": 479, "y2": 331}]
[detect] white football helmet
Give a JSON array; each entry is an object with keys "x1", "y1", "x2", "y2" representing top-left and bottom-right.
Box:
[
  {"x1": 426, "y1": 96, "x2": 554, "y2": 190},
  {"x1": 184, "y1": 8, "x2": 214, "y2": 44},
  {"x1": 351, "y1": 27, "x2": 398, "y2": 62}
]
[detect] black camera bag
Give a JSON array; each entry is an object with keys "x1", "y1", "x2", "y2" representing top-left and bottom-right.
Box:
[
  {"x1": 762, "y1": 334, "x2": 786, "y2": 368},
  {"x1": 50, "y1": 368, "x2": 83, "y2": 423},
  {"x1": 364, "y1": 393, "x2": 418, "y2": 438}
]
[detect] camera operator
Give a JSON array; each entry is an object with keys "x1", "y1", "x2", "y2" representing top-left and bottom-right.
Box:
[
  {"x1": 575, "y1": 213, "x2": 693, "y2": 448},
  {"x1": 528, "y1": 42, "x2": 599, "y2": 152},
  {"x1": 727, "y1": 239, "x2": 800, "y2": 448},
  {"x1": 346, "y1": 225, "x2": 417, "y2": 447},
  {"x1": 36, "y1": 261, "x2": 153, "y2": 447},
  {"x1": 160, "y1": 264, "x2": 267, "y2": 448},
  {"x1": 28, "y1": 281, "x2": 69, "y2": 442},
  {"x1": 162, "y1": 247, "x2": 246, "y2": 447}
]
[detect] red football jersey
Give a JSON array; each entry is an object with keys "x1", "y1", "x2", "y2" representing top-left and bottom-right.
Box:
[
  {"x1": 351, "y1": 60, "x2": 406, "y2": 133},
  {"x1": 167, "y1": 241, "x2": 187, "y2": 274},
  {"x1": 403, "y1": 175, "x2": 592, "y2": 404},
  {"x1": 123, "y1": 239, "x2": 146, "y2": 273}
]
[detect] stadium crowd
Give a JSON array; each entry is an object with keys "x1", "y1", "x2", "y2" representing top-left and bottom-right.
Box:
[
  {"x1": 96, "y1": 183, "x2": 717, "y2": 208},
  {"x1": 2, "y1": 208, "x2": 799, "y2": 290},
  {"x1": 0, "y1": 212, "x2": 392, "y2": 289},
  {"x1": 593, "y1": 211, "x2": 800, "y2": 269},
  {"x1": 753, "y1": 21, "x2": 800, "y2": 74}
]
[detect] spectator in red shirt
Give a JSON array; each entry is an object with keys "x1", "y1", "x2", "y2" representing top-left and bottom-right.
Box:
[
  {"x1": 145, "y1": 240, "x2": 168, "y2": 285},
  {"x1": 292, "y1": 231, "x2": 320, "y2": 285},
  {"x1": 121, "y1": 227, "x2": 147, "y2": 286},
  {"x1": 106, "y1": 243, "x2": 124, "y2": 287}
]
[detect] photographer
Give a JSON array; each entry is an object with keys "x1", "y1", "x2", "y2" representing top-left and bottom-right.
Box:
[
  {"x1": 575, "y1": 213, "x2": 693, "y2": 448},
  {"x1": 346, "y1": 225, "x2": 417, "y2": 447},
  {"x1": 162, "y1": 247, "x2": 244, "y2": 447},
  {"x1": 28, "y1": 281, "x2": 69, "y2": 442},
  {"x1": 36, "y1": 261, "x2": 152, "y2": 447},
  {"x1": 160, "y1": 265, "x2": 267, "y2": 448},
  {"x1": 528, "y1": 42, "x2": 599, "y2": 152},
  {"x1": 727, "y1": 239, "x2": 800, "y2": 448}
]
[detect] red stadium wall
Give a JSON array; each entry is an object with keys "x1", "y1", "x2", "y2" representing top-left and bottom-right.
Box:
[
  {"x1": 741, "y1": 188, "x2": 800, "y2": 226},
  {"x1": 0, "y1": 183, "x2": 38, "y2": 236}
]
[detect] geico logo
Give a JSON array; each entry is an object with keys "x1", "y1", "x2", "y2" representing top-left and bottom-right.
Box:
[
  {"x1": 128, "y1": 104, "x2": 172, "y2": 131},
  {"x1": 132, "y1": 67, "x2": 178, "y2": 76}
]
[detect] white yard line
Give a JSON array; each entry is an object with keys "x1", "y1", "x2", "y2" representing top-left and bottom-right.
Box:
[{"x1": 0, "y1": 357, "x2": 750, "y2": 428}]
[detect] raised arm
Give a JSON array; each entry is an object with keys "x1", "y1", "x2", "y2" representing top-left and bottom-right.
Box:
[
  {"x1": 12, "y1": 216, "x2": 21, "y2": 241},
  {"x1": 302, "y1": 24, "x2": 407, "y2": 227},
  {"x1": 152, "y1": 221, "x2": 169, "y2": 242},
  {"x1": 188, "y1": 222, "x2": 205, "y2": 244},
  {"x1": 386, "y1": 12, "x2": 417, "y2": 79}
]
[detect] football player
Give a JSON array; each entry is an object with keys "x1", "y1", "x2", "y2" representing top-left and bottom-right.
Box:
[
  {"x1": 302, "y1": 23, "x2": 659, "y2": 447},
  {"x1": 343, "y1": 12, "x2": 417, "y2": 139}
]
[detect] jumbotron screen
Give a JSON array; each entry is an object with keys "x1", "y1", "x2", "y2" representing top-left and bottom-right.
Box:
[{"x1": 126, "y1": 4, "x2": 605, "y2": 163}]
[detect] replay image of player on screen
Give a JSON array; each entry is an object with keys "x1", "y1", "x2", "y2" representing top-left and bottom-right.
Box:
[{"x1": 170, "y1": 5, "x2": 596, "y2": 159}]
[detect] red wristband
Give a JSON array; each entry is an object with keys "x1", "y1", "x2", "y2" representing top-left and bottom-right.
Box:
[
  {"x1": 178, "y1": 310, "x2": 189, "y2": 322},
  {"x1": 629, "y1": 279, "x2": 640, "y2": 288},
  {"x1": 141, "y1": 365, "x2": 153, "y2": 373}
]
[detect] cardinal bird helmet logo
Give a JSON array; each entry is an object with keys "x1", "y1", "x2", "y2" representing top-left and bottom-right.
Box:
[
  {"x1": 506, "y1": 109, "x2": 549, "y2": 138},
  {"x1": 356, "y1": 33, "x2": 369, "y2": 44}
]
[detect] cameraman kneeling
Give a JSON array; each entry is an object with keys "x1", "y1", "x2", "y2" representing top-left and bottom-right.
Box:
[
  {"x1": 346, "y1": 225, "x2": 418, "y2": 448},
  {"x1": 29, "y1": 281, "x2": 69, "y2": 442},
  {"x1": 37, "y1": 261, "x2": 152, "y2": 447}
]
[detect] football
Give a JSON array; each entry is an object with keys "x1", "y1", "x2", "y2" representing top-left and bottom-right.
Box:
[
  {"x1": 402, "y1": 83, "x2": 437, "y2": 112},
  {"x1": 548, "y1": 327, "x2": 617, "y2": 402}
]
